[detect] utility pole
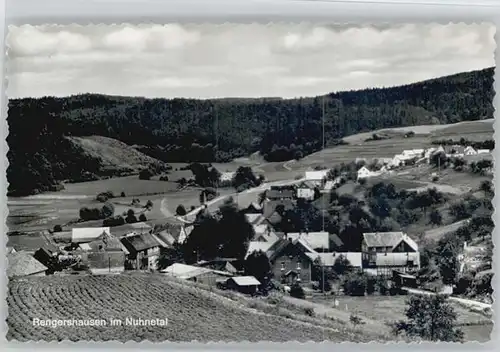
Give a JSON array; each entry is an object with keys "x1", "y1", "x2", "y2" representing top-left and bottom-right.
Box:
[{"x1": 322, "y1": 97, "x2": 325, "y2": 150}]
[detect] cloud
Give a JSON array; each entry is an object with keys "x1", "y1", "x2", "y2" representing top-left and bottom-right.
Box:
[
  {"x1": 8, "y1": 25, "x2": 92, "y2": 57},
  {"x1": 101, "y1": 24, "x2": 200, "y2": 52},
  {"x1": 6, "y1": 23, "x2": 495, "y2": 99}
]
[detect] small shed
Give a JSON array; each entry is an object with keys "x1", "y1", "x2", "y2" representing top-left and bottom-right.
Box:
[
  {"x1": 392, "y1": 270, "x2": 418, "y2": 288},
  {"x1": 226, "y1": 276, "x2": 261, "y2": 295}
]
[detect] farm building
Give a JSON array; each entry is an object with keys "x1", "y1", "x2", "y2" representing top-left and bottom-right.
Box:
[
  {"x1": 219, "y1": 172, "x2": 235, "y2": 183},
  {"x1": 464, "y1": 146, "x2": 478, "y2": 155},
  {"x1": 152, "y1": 223, "x2": 191, "y2": 246},
  {"x1": 162, "y1": 263, "x2": 233, "y2": 285},
  {"x1": 78, "y1": 231, "x2": 126, "y2": 274},
  {"x1": 286, "y1": 232, "x2": 329, "y2": 251},
  {"x1": 458, "y1": 241, "x2": 488, "y2": 273},
  {"x1": 246, "y1": 241, "x2": 275, "y2": 259},
  {"x1": 120, "y1": 232, "x2": 162, "y2": 270},
  {"x1": 357, "y1": 166, "x2": 374, "y2": 180},
  {"x1": 262, "y1": 199, "x2": 295, "y2": 226},
  {"x1": 297, "y1": 187, "x2": 315, "y2": 200},
  {"x1": 265, "y1": 189, "x2": 295, "y2": 201},
  {"x1": 7, "y1": 251, "x2": 48, "y2": 278},
  {"x1": 477, "y1": 149, "x2": 490, "y2": 154},
  {"x1": 252, "y1": 224, "x2": 280, "y2": 243},
  {"x1": 111, "y1": 222, "x2": 153, "y2": 238},
  {"x1": 33, "y1": 247, "x2": 60, "y2": 274},
  {"x1": 226, "y1": 276, "x2": 261, "y2": 294},
  {"x1": 7, "y1": 231, "x2": 60, "y2": 253},
  {"x1": 71, "y1": 227, "x2": 111, "y2": 244},
  {"x1": 392, "y1": 271, "x2": 418, "y2": 289},
  {"x1": 267, "y1": 236, "x2": 323, "y2": 284},
  {"x1": 305, "y1": 252, "x2": 362, "y2": 269},
  {"x1": 244, "y1": 213, "x2": 267, "y2": 226},
  {"x1": 197, "y1": 258, "x2": 242, "y2": 275},
  {"x1": 243, "y1": 202, "x2": 263, "y2": 215},
  {"x1": 362, "y1": 232, "x2": 420, "y2": 276},
  {"x1": 304, "y1": 170, "x2": 329, "y2": 182},
  {"x1": 7, "y1": 246, "x2": 16, "y2": 254}
]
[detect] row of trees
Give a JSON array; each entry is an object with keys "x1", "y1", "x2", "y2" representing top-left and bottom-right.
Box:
[{"x1": 431, "y1": 138, "x2": 494, "y2": 150}]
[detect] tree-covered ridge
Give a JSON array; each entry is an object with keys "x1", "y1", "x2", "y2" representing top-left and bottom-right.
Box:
[{"x1": 7, "y1": 67, "x2": 494, "y2": 196}]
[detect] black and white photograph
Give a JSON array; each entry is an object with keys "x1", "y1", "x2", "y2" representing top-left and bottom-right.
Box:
[{"x1": 4, "y1": 23, "x2": 495, "y2": 342}]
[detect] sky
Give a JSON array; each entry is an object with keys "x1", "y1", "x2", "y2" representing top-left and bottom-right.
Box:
[{"x1": 6, "y1": 23, "x2": 496, "y2": 99}]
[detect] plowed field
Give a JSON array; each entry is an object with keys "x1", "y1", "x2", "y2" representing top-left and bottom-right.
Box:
[{"x1": 7, "y1": 274, "x2": 376, "y2": 342}]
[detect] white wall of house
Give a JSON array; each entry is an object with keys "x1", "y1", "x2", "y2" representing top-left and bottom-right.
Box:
[{"x1": 297, "y1": 188, "x2": 314, "y2": 200}]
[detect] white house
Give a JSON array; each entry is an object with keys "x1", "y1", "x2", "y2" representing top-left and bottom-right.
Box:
[
  {"x1": 424, "y1": 147, "x2": 437, "y2": 159},
  {"x1": 464, "y1": 146, "x2": 477, "y2": 155},
  {"x1": 357, "y1": 166, "x2": 377, "y2": 180},
  {"x1": 305, "y1": 170, "x2": 329, "y2": 182},
  {"x1": 362, "y1": 232, "x2": 420, "y2": 276},
  {"x1": 219, "y1": 172, "x2": 235, "y2": 183},
  {"x1": 297, "y1": 188, "x2": 315, "y2": 200},
  {"x1": 477, "y1": 149, "x2": 490, "y2": 154}
]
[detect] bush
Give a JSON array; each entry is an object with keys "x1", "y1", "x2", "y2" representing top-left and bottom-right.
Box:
[
  {"x1": 79, "y1": 207, "x2": 103, "y2": 221},
  {"x1": 103, "y1": 216, "x2": 126, "y2": 227},
  {"x1": 190, "y1": 205, "x2": 196, "y2": 211},
  {"x1": 289, "y1": 283, "x2": 305, "y2": 299},
  {"x1": 139, "y1": 169, "x2": 153, "y2": 180},
  {"x1": 159, "y1": 175, "x2": 169, "y2": 181},
  {"x1": 120, "y1": 191, "x2": 126, "y2": 197},
  {"x1": 366, "y1": 276, "x2": 376, "y2": 295},
  {"x1": 100, "y1": 202, "x2": 115, "y2": 219},
  {"x1": 96, "y1": 191, "x2": 114, "y2": 202},
  {"x1": 145, "y1": 200, "x2": 154, "y2": 209},
  {"x1": 126, "y1": 214, "x2": 138, "y2": 224},
  {"x1": 350, "y1": 314, "x2": 365, "y2": 326},
  {"x1": 138, "y1": 213, "x2": 147, "y2": 222},
  {"x1": 303, "y1": 307, "x2": 315, "y2": 317},
  {"x1": 53, "y1": 225, "x2": 62, "y2": 232},
  {"x1": 176, "y1": 204, "x2": 187, "y2": 216},
  {"x1": 342, "y1": 271, "x2": 367, "y2": 296}
]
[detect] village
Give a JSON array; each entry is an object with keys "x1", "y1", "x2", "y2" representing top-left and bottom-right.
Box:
[{"x1": 7, "y1": 141, "x2": 494, "y2": 311}]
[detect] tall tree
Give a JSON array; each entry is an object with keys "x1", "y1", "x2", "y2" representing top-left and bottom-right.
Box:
[{"x1": 393, "y1": 294, "x2": 464, "y2": 342}]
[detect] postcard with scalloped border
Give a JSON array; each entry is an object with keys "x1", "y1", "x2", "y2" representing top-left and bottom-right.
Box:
[{"x1": 4, "y1": 23, "x2": 495, "y2": 343}]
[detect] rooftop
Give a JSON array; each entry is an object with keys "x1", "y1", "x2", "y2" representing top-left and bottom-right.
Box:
[
  {"x1": 120, "y1": 232, "x2": 161, "y2": 252},
  {"x1": 7, "y1": 251, "x2": 48, "y2": 278},
  {"x1": 229, "y1": 276, "x2": 261, "y2": 286},
  {"x1": 161, "y1": 263, "x2": 214, "y2": 279}
]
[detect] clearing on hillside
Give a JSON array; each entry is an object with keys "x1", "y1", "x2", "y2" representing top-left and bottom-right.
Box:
[
  {"x1": 69, "y1": 135, "x2": 168, "y2": 173},
  {"x1": 7, "y1": 274, "x2": 379, "y2": 342}
]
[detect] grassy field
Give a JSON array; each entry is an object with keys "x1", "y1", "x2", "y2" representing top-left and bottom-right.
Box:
[
  {"x1": 6, "y1": 274, "x2": 384, "y2": 342},
  {"x1": 310, "y1": 295, "x2": 492, "y2": 342},
  {"x1": 289, "y1": 119, "x2": 493, "y2": 172}
]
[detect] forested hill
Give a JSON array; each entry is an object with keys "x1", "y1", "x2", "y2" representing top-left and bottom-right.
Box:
[{"x1": 7, "y1": 67, "x2": 494, "y2": 196}]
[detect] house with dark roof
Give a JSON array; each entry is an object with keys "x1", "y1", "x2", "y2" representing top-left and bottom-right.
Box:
[
  {"x1": 8, "y1": 251, "x2": 49, "y2": 278},
  {"x1": 243, "y1": 202, "x2": 264, "y2": 215},
  {"x1": 78, "y1": 232, "x2": 126, "y2": 274},
  {"x1": 120, "y1": 232, "x2": 162, "y2": 270},
  {"x1": 362, "y1": 232, "x2": 420, "y2": 276},
  {"x1": 262, "y1": 199, "x2": 295, "y2": 226},
  {"x1": 266, "y1": 236, "x2": 321, "y2": 285},
  {"x1": 265, "y1": 189, "x2": 295, "y2": 201}
]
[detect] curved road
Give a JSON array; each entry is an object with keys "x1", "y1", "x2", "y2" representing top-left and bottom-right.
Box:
[{"x1": 160, "y1": 176, "x2": 306, "y2": 224}]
